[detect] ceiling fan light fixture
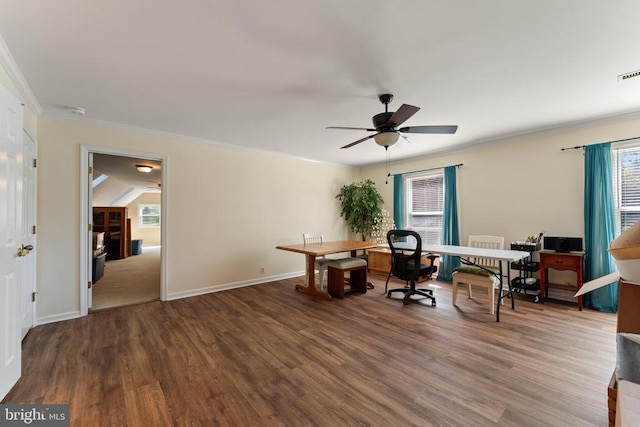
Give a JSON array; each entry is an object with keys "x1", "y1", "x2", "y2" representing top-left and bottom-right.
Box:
[
  {"x1": 374, "y1": 131, "x2": 399, "y2": 147},
  {"x1": 136, "y1": 165, "x2": 153, "y2": 173}
]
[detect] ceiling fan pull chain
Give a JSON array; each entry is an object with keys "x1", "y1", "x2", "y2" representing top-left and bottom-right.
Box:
[{"x1": 385, "y1": 146, "x2": 391, "y2": 184}]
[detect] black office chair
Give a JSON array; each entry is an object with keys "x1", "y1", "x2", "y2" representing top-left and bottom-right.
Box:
[
  {"x1": 384, "y1": 231, "x2": 438, "y2": 294},
  {"x1": 385, "y1": 230, "x2": 437, "y2": 306}
]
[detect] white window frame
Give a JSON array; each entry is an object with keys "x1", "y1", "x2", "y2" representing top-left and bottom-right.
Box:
[
  {"x1": 138, "y1": 203, "x2": 161, "y2": 228},
  {"x1": 612, "y1": 139, "x2": 640, "y2": 236},
  {"x1": 404, "y1": 169, "x2": 445, "y2": 245}
]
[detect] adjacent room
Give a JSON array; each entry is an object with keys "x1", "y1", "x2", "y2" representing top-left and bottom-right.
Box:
[
  {"x1": 90, "y1": 153, "x2": 162, "y2": 310},
  {"x1": 1, "y1": 1, "x2": 640, "y2": 425}
]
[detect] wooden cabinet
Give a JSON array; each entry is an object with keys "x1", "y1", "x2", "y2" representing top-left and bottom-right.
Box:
[
  {"x1": 93, "y1": 207, "x2": 131, "y2": 260},
  {"x1": 367, "y1": 248, "x2": 392, "y2": 275}
]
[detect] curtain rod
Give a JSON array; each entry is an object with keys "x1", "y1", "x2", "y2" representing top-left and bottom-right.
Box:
[
  {"x1": 561, "y1": 136, "x2": 640, "y2": 151},
  {"x1": 392, "y1": 163, "x2": 463, "y2": 177}
]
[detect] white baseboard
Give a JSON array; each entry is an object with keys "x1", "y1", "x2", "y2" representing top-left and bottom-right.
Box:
[
  {"x1": 36, "y1": 310, "x2": 82, "y2": 326},
  {"x1": 33, "y1": 272, "x2": 304, "y2": 326},
  {"x1": 166, "y1": 271, "x2": 304, "y2": 301}
]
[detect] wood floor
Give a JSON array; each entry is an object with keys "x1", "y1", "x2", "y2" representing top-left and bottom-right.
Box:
[{"x1": 4, "y1": 274, "x2": 617, "y2": 426}]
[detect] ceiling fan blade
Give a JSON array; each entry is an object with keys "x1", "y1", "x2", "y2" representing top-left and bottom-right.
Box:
[
  {"x1": 394, "y1": 134, "x2": 411, "y2": 149},
  {"x1": 387, "y1": 104, "x2": 420, "y2": 127},
  {"x1": 340, "y1": 134, "x2": 377, "y2": 149},
  {"x1": 399, "y1": 125, "x2": 458, "y2": 134},
  {"x1": 326, "y1": 126, "x2": 376, "y2": 131}
]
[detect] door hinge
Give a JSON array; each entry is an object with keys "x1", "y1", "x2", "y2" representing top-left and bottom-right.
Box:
[
  {"x1": 32, "y1": 292, "x2": 36, "y2": 302},
  {"x1": 88, "y1": 281, "x2": 92, "y2": 289},
  {"x1": 32, "y1": 225, "x2": 36, "y2": 234},
  {"x1": 33, "y1": 158, "x2": 37, "y2": 168},
  {"x1": 88, "y1": 165, "x2": 93, "y2": 174},
  {"x1": 89, "y1": 224, "x2": 92, "y2": 231}
]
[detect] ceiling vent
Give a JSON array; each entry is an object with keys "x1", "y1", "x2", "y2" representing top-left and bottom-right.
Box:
[{"x1": 618, "y1": 69, "x2": 640, "y2": 81}]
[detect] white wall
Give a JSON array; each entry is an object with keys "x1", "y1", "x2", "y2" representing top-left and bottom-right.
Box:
[
  {"x1": 361, "y1": 116, "x2": 640, "y2": 292},
  {"x1": 36, "y1": 117, "x2": 358, "y2": 321}
]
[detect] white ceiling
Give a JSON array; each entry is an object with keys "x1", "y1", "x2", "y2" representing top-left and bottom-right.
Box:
[{"x1": 1, "y1": 1, "x2": 640, "y2": 167}]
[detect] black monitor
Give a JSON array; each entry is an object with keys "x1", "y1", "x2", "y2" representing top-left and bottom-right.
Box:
[{"x1": 543, "y1": 236, "x2": 583, "y2": 253}]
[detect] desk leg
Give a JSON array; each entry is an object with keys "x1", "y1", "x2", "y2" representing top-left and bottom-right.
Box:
[
  {"x1": 577, "y1": 266, "x2": 583, "y2": 311},
  {"x1": 508, "y1": 263, "x2": 515, "y2": 310},
  {"x1": 539, "y1": 267, "x2": 547, "y2": 303},
  {"x1": 496, "y1": 262, "x2": 515, "y2": 322},
  {"x1": 294, "y1": 254, "x2": 332, "y2": 300},
  {"x1": 496, "y1": 264, "x2": 502, "y2": 323}
]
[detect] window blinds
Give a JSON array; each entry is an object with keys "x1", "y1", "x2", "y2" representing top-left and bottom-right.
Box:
[
  {"x1": 613, "y1": 145, "x2": 640, "y2": 233},
  {"x1": 406, "y1": 172, "x2": 444, "y2": 244}
]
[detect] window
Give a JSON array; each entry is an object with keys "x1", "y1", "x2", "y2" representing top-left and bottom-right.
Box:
[
  {"x1": 138, "y1": 204, "x2": 161, "y2": 228},
  {"x1": 404, "y1": 170, "x2": 444, "y2": 245},
  {"x1": 614, "y1": 143, "x2": 640, "y2": 234}
]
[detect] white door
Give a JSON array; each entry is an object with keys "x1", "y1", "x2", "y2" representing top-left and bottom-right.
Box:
[
  {"x1": 0, "y1": 85, "x2": 24, "y2": 401},
  {"x1": 21, "y1": 130, "x2": 36, "y2": 339}
]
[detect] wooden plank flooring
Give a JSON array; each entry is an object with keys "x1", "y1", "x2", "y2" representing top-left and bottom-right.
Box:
[{"x1": 3, "y1": 274, "x2": 618, "y2": 426}]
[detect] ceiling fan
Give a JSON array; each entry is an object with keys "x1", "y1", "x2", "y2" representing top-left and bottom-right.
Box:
[{"x1": 327, "y1": 94, "x2": 458, "y2": 149}]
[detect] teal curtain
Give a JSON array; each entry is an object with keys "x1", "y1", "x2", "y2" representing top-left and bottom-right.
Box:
[
  {"x1": 584, "y1": 142, "x2": 618, "y2": 312},
  {"x1": 393, "y1": 174, "x2": 404, "y2": 230},
  {"x1": 437, "y1": 166, "x2": 460, "y2": 282}
]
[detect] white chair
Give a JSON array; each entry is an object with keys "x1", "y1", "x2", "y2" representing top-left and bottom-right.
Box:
[
  {"x1": 451, "y1": 235, "x2": 505, "y2": 315},
  {"x1": 303, "y1": 233, "x2": 330, "y2": 291}
]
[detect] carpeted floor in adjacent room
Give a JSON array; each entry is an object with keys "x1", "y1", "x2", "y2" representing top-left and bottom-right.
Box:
[{"x1": 91, "y1": 246, "x2": 161, "y2": 310}]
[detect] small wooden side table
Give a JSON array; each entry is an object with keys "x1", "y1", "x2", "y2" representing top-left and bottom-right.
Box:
[{"x1": 539, "y1": 250, "x2": 584, "y2": 310}]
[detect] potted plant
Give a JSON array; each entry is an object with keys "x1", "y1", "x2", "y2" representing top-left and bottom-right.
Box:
[{"x1": 336, "y1": 179, "x2": 384, "y2": 241}]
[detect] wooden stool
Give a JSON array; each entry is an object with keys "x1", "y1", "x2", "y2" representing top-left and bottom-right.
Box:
[{"x1": 326, "y1": 257, "x2": 368, "y2": 299}]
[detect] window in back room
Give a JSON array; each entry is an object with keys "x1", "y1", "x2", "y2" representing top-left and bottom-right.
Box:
[{"x1": 138, "y1": 203, "x2": 161, "y2": 228}]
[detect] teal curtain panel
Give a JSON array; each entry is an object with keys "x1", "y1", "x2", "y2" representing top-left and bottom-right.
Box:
[
  {"x1": 393, "y1": 174, "x2": 404, "y2": 230},
  {"x1": 437, "y1": 166, "x2": 461, "y2": 283},
  {"x1": 584, "y1": 142, "x2": 618, "y2": 312}
]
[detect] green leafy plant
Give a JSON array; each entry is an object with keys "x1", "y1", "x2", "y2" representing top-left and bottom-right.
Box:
[{"x1": 336, "y1": 179, "x2": 384, "y2": 241}]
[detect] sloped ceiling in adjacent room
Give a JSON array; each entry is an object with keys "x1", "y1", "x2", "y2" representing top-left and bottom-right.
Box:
[{"x1": 92, "y1": 154, "x2": 161, "y2": 207}]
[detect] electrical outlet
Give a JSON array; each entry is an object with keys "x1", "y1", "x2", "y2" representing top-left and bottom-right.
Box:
[{"x1": 260, "y1": 267, "x2": 265, "y2": 274}]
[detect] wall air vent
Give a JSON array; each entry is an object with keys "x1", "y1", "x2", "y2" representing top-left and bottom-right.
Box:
[{"x1": 618, "y1": 69, "x2": 640, "y2": 81}]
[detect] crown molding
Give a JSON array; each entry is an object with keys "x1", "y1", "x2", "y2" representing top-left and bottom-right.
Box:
[
  {"x1": 0, "y1": 34, "x2": 42, "y2": 115},
  {"x1": 43, "y1": 110, "x2": 356, "y2": 170}
]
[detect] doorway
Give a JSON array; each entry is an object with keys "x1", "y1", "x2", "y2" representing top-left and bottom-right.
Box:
[{"x1": 80, "y1": 146, "x2": 167, "y2": 315}]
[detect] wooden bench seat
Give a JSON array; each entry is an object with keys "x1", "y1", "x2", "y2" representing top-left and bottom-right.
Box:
[{"x1": 326, "y1": 257, "x2": 368, "y2": 299}]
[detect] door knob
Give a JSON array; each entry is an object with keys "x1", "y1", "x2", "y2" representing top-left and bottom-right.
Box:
[{"x1": 17, "y1": 244, "x2": 34, "y2": 257}]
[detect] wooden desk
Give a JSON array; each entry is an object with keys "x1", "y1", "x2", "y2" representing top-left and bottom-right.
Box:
[
  {"x1": 539, "y1": 250, "x2": 584, "y2": 310},
  {"x1": 276, "y1": 240, "x2": 378, "y2": 300}
]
